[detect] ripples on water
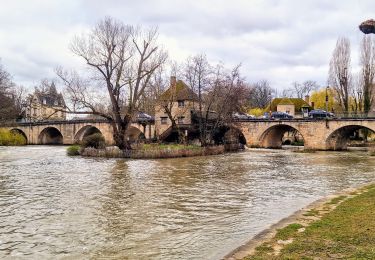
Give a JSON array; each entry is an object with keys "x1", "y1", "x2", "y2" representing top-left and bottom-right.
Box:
[{"x1": 0, "y1": 146, "x2": 375, "y2": 259}]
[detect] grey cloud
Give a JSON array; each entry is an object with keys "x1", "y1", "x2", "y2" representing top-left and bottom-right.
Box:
[{"x1": 0, "y1": 0, "x2": 374, "y2": 92}]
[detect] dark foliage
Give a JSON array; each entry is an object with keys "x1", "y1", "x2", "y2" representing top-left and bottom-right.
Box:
[{"x1": 81, "y1": 133, "x2": 105, "y2": 149}]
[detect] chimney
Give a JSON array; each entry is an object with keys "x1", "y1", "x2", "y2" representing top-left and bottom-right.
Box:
[
  {"x1": 304, "y1": 95, "x2": 310, "y2": 105},
  {"x1": 311, "y1": 101, "x2": 315, "y2": 109},
  {"x1": 170, "y1": 76, "x2": 176, "y2": 88}
]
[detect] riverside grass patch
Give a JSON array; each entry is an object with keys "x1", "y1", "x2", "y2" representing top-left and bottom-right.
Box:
[
  {"x1": 245, "y1": 185, "x2": 375, "y2": 259},
  {"x1": 139, "y1": 143, "x2": 202, "y2": 150},
  {"x1": 67, "y1": 145, "x2": 80, "y2": 156},
  {"x1": 80, "y1": 144, "x2": 225, "y2": 159},
  {"x1": 0, "y1": 129, "x2": 26, "y2": 146}
]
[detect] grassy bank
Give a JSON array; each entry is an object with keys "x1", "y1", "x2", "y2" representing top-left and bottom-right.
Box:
[
  {"x1": 244, "y1": 184, "x2": 375, "y2": 259},
  {"x1": 70, "y1": 143, "x2": 227, "y2": 159},
  {"x1": 0, "y1": 129, "x2": 26, "y2": 146}
]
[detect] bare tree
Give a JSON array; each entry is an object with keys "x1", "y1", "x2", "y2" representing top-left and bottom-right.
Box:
[
  {"x1": 204, "y1": 64, "x2": 249, "y2": 145},
  {"x1": 57, "y1": 17, "x2": 167, "y2": 149},
  {"x1": 182, "y1": 54, "x2": 212, "y2": 145},
  {"x1": 288, "y1": 80, "x2": 319, "y2": 98},
  {"x1": 359, "y1": 35, "x2": 375, "y2": 114},
  {"x1": 328, "y1": 37, "x2": 352, "y2": 112},
  {"x1": 248, "y1": 80, "x2": 273, "y2": 108},
  {"x1": 138, "y1": 65, "x2": 167, "y2": 115},
  {"x1": 351, "y1": 75, "x2": 363, "y2": 113},
  {"x1": 0, "y1": 61, "x2": 25, "y2": 122}
]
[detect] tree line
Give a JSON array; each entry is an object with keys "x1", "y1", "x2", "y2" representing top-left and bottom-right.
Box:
[
  {"x1": 328, "y1": 36, "x2": 375, "y2": 114},
  {"x1": 1, "y1": 17, "x2": 375, "y2": 148},
  {"x1": 0, "y1": 62, "x2": 24, "y2": 122}
]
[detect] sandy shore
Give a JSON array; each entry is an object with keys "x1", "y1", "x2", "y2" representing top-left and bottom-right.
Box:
[{"x1": 223, "y1": 185, "x2": 367, "y2": 260}]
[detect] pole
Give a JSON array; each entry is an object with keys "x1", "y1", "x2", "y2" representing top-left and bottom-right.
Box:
[{"x1": 325, "y1": 86, "x2": 329, "y2": 118}]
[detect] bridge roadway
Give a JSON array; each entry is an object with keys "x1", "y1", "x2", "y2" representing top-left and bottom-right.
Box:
[
  {"x1": 1, "y1": 119, "x2": 154, "y2": 145},
  {"x1": 234, "y1": 117, "x2": 375, "y2": 150},
  {"x1": 2, "y1": 118, "x2": 375, "y2": 150}
]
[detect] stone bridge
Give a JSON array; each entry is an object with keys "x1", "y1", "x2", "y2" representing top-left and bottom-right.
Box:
[
  {"x1": 3, "y1": 118, "x2": 375, "y2": 150},
  {"x1": 2, "y1": 119, "x2": 154, "y2": 145},
  {"x1": 234, "y1": 118, "x2": 375, "y2": 150}
]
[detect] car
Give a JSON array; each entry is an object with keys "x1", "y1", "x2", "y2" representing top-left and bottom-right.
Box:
[
  {"x1": 271, "y1": 111, "x2": 293, "y2": 119},
  {"x1": 308, "y1": 109, "x2": 335, "y2": 119},
  {"x1": 232, "y1": 112, "x2": 255, "y2": 120},
  {"x1": 260, "y1": 112, "x2": 270, "y2": 119}
]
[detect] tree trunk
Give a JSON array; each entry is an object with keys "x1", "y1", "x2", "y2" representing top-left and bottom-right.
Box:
[{"x1": 112, "y1": 115, "x2": 132, "y2": 150}]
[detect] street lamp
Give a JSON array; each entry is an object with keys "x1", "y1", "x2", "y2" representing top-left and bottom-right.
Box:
[
  {"x1": 268, "y1": 92, "x2": 272, "y2": 118},
  {"x1": 358, "y1": 90, "x2": 362, "y2": 116},
  {"x1": 325, "y1": 86, "x2": 330, "y2": 116}
]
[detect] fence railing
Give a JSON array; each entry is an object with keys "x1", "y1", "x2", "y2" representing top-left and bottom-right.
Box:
[
  {"x1": 0, "y1": 117, "x2": 156, "y2": 127},
  {"x1": 333, "y1": 112, "x2": 375, "y2": 119}
]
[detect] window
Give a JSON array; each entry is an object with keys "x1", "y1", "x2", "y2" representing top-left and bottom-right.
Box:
[
  {"x1": 177, "y1": 116, "x2": 185, "y2": 124},
  {"x1": 178, "y1": 100, "x2": 185, "y2": 107},
  {"x1": 160, "y1": 117, "x2": 168, "y2": 125},
  {"x1": 43, "y1": 98, "x2": 47, "y2": 105}
]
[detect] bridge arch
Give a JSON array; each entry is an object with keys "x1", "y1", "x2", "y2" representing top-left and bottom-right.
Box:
[
  {"x1": 10, "y1": 128, "x2": 28, "y2": 143},
  {"x1": 74, "y1": 125, "x2": 105, "y2": 143},
  {"x1": 259, "y1": 124, "x2": 304, "y2": 148},
  {"x1": 38, "y1": 127, "x2": 63, "y2": 145},
  {"x1": 213, "y1": 126, "x2": 246, "y2": 145},
  {"x1": 326, "y1": 124, "x2": 375, "y2": 150},
  {"x1": 125, "y1": 126, "x2": 145, "y2": 142}
]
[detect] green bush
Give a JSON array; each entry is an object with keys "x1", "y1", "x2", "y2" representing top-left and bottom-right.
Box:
[
  {"x1": 67, "y1": 145, "x2": 80, "y2": 156},
  {"x1": 81, "y1": 133, "x2": 105, "y2": 149},
  {"x1": 0, "y1": 129, "x2": 27, "y2": 146}
]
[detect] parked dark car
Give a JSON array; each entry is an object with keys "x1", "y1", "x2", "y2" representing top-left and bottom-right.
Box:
[
  {"x1": 271, "y1": 111, "x2": 293, "y2": 119},
  {"x1": 309, "y1": 109, "x2": 335, "y2": 119}
]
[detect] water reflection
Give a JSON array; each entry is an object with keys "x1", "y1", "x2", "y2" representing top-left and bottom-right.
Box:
[{"x1": 0, "y1": 146, "x2": 374, "y2": 259}]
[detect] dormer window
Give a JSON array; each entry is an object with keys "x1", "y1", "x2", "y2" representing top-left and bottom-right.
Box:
[
  {"x1": 178, "y1": 100, "x2": 185, "y2": 107},
  {"x1": 177, "y1": 116, "x2": 185, "y2": 124},
  {"x1": 160, "y1": 117, "x2": 168, "y2": 125}
]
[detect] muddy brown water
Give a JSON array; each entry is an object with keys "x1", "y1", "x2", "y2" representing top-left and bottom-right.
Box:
[{"x1": 0, "y1": 146, "x2": 374, "y2": 259}]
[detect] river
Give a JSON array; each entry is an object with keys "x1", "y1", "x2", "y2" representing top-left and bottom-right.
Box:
[{"x1": 0, "y1": 146, "x2": 374, "y2": 259}]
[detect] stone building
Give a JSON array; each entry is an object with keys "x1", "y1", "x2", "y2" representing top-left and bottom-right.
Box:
[
  {"x1": 154, "y1": 76, "x2": 199, "y2": 139},
  {"x1": 24, "y1": 83, "x2": 66, "y2": 121},
  {"x1": 269, "y1": 97, "x2": 311, "y2": 117}
]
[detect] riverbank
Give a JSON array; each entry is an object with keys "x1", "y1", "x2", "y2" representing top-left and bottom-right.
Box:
[
  {"x1": 75, "y1": 143, "x2": 232, "y2": 159},
  {"x1": 226, "y1": 183, "x2": 375, "y2": 259}
]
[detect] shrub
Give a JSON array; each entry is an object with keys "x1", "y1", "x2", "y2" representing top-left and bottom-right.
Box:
[
  {"x1": 67, "y1": 145, "x2": 80, "y2": 156},
  {"x1": 81, "y1": 133, "x2": 105, "y2": 149},
  {"x1": 0, "y1": 129, "x2": 27, "y2": 146}
]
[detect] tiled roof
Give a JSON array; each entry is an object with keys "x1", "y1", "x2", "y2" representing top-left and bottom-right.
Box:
[
  {"x1": 268, "y1": 98, "x2": 311, "y2": 112},
  {"x1": 159, "y1": 80, "x2": 199, "y2": 101}
]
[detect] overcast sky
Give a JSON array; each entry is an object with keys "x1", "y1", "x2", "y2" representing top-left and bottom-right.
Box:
[{"x1": 0, "y1": 0, "x2": 374, "y2": 93}]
